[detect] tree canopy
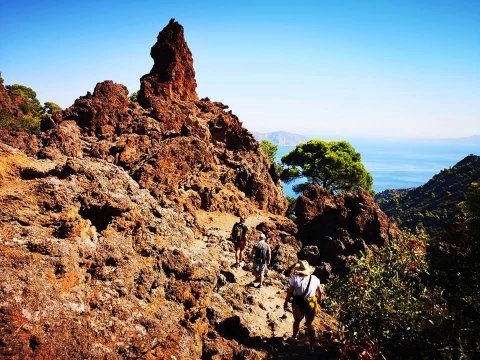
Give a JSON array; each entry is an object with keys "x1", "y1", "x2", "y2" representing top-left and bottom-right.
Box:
[
  {"x1": 1, "y1": 82, "x2": 61, "y2": 134},
  {"x1": 280, "y1": 140, "x2": 373, "y2": 193},
  {"x1": 259, "y1": 139, "x2": 283, "y2": 178},
  {"x1": 6, "y1": 84, "x2": 42, "y2": 118},
  {"x1": 260, "y1": 140, "x2": 278, "y2": 162},
  {"x1": 41, "y1": 101, "x2": 62, "y2": 116}
]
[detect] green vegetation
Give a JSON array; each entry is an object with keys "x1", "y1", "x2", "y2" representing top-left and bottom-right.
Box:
[
  {"x1": 280, "y1": 140, "x2": 373, "y2": 194},
  {"x1": 285, "y1": 195, "x2": 297, "y2": 220},
  {"x1": 0, "y1": 108, "x2": 41, "y2": 134},
  {"x1": 0, "y1": 82, "x2": 61, "y2": 134},
  {"x1": 259, "y1": 139, "x2": 283, "y2": 177},
  {"x1": 7, "y1": 84, "x2": 42, "y2": 118},
  {"x1": 41, "y1": 101, "x2": 62, "y2": 116},
  {"x1": 376, "y1": 155, "x2": 480, "y2": 236},
  {"x1": 326, "y1": 184, "x2": 480, "y2": 358},
  {"x1": 463, "y1": 182, "x2": 480, "y2": 241},
  {"x1": 326, "y1": 232, "x2": 452, "y2": 358},
  {"x1": 426, "y1": 182, "x2": 480, "y2": 357},
  {"x1": 129, "y1": 91, "x2": 138, "y2": 102}
]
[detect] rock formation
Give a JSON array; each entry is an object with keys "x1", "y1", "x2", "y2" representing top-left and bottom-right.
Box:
[
  {"x1": 31, "y1": 19, "x2": 286, "y2": 216},
  {"x1": 0, "y1": 18, "x2": 400, "y2": 358},
  {"x1": 139, "y1": 18, "x2": 198, "y2": 104},
  {"x1": 295, "y1": 185, "x2": 399, "y2": 279},
  {"x1": 0, "y1": 20, "x2": 304, "y2": 359},
  {"x1": 0, "y1": 83, "x2": 40, "y2": 156}
]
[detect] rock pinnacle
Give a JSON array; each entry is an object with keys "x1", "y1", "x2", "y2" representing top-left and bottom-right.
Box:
[{"x1": 139, "y1": 18, "x2": 198, "y2": 105}]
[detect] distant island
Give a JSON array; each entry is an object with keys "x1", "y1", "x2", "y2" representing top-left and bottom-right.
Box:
[{"x1": 252, "y1": 131, "x2": 309, "y2": 146}]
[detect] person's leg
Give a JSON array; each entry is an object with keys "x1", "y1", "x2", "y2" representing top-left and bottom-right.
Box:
[
  {"x1": 234, "y1": 245, "x2": 240, "y2": 265},
  {"x1": 239, "y1": 243, "x2": 245, "y2": 262},
  {"x1": 305, "y1": 310, "x2": 316, "y2": 350},
  {"x1": 292, "y1": 307, "x2": 304, "y2": 339},
  {"x1": 252, "y1": 265, "x2": 259, "y2": 282},
  {"x1": 259, "y1": 265, "x2": 265, "y2": 286}
]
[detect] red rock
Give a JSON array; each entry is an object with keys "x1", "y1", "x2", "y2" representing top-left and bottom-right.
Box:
[
  {"x1": 36, "y1": 21, "x2": 287, "y2": 216},
  {"x1": 139, "y1": 18, "x2": 198, "y2": 106},
  {"x1": 62, "y1": 80, "x2": 130, "y2": 137},
  {"x1": 295, "y1": 185, "x2": 400, "y2": 277}
]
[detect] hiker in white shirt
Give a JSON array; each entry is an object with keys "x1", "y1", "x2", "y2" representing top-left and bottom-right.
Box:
[{"x1": 284, "y1": 260, "x2": 322, "y2": 353}]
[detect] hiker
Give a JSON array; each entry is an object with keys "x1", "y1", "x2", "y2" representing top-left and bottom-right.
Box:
[
  {"x1": 249, "y1": 233, "x2": 271, "y2": 287},
  {"x1": 231, "y1": 216, "x2": 248, "y2": 267},
  {"x1": 283, "y1": 260, "x2": 322, "y2": 353}
]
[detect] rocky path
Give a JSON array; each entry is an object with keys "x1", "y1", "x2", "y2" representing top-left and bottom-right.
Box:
[{"x1": 195, "y1": 211, "x2": 338, "y2": 359}]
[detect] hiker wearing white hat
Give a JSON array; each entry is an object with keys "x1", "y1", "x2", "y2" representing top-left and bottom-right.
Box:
[
  {"x1": 249, "y1": 233, "x2": 271, "y2": 288},
  {"x1": 284, "y1": 260, "x2": 322, "y2": 352}
]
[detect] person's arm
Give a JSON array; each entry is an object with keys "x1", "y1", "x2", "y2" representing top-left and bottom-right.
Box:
[
  {"x1": 267, "y1": 246, "x2": 272, "y2": 265},
  {"x1": 249, "y1": 245, "x2": 255, "y2": 259},
  {"x1": 284, "y1": 285, "x2": 294, "y2": 310},
  {"x1": 316, "y1": 283, "x2": 322, "y2": 300}
]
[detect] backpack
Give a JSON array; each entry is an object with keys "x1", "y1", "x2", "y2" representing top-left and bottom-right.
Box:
[
  {"x1": 291, "y1": 276, "x2": 313, "y2": 309},
  {"x1": 232, "y1": 223, "x2": 245, "y2": 243},
  {"x1": 254, "y1": 242, "x2": 268, "y2": 264}
]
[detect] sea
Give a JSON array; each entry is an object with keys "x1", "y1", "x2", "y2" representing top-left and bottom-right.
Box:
[{"x1": 276, "y1": 137, "x2": 480, "y2": 198}]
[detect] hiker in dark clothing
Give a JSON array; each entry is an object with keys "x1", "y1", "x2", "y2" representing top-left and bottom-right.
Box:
[
  {"x1": 284, "y1": 260, "x2": 322, "y2": 353},
  {"x1": 231, "y1": 216, "x2": 248, "y2": 267},
  {"x1": 249, "y1": 233, "x2": 271, "y2": 287}
]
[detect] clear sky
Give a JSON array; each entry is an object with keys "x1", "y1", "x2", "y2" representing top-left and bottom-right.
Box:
[{"x1": 1, "y1": 0, "x2": 479, "y2": 138}]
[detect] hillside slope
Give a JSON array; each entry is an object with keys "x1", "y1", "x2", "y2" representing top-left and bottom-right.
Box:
[{"x1": 376, "y1": 154, "x2": 480, "y2": 234}]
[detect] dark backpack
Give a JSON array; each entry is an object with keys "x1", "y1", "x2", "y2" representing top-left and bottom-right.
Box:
[
  {"x1": 254, "y1": 243, "x2": 268, "y2": 264},
  {"x1": 232, "y1": 223, "x2": 245, "y2": 242}
]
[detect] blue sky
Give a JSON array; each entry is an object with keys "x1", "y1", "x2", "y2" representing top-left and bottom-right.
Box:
[{"x1": 1, "y1": 0, "x2": 479, "y2": 138}]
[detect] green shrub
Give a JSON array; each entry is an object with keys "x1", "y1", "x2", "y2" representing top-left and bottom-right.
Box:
[
  {"x1": 259, "y1": 139, "x2": 283, "y2": 178},
  {"x1": 325, "y1": 232, "x2": 452, "y2": 358},
  {"x1": 285, "y1": 195, "x2": 297, "y2": 220},
  {"x1": 129, "y1": 91, "x2": 138, "y2": 102},
  {"x1": 0, "y1": 107, "x2": 41, "y2": 134},
  {"x1": 0, "y1": 83, "x2": 60, "y2": 134}
]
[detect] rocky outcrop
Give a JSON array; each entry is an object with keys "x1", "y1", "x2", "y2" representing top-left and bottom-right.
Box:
[
  {"x1": 0, "y1": 20, "x2": 297, "y2": 358},
  {"x1": 34, "y1": 19, "x2": 286, "y2": 217},
  {"x1": 0, "y1": 142, "x2": 309, "y2": 359},
  {"x1": 0, "y1": 83, "x2": 28, "y2": 119},
  {"x1": 0, "y1": 84, "x2": 40, "y2": 155},
  {"x1": 255, "y1": 216, "x2": 301, "y2": 273},
  {"x1": 0, "y1": 143, "x2": 214, "y2": 358},
  {"x1": 139, "y1": 18, "x2": 198, "y2": 105},
  {"x1": 62, "y1": 81, "x2": 131, "y2": 137},
  {"x1": 295, "y1": 186, "x2": 399, "y2": 279}
]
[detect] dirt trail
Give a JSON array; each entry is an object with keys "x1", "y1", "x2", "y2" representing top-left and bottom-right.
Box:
[{"x1": 195, "y1": 211, "x2": 338, "y2": 359}]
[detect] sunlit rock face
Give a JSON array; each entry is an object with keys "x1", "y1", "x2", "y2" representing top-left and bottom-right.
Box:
[
  {"x1": 139, "y1": 18, "x2": 198, "y2": 104},
  {"x1": 296, "y1": 185, "x2": 400, "y2": 279},
  {"x1": 0, "y1": 19, "x2": 292, "y2": 358}
]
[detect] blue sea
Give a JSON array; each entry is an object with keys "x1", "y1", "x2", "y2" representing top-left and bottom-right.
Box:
[{"x1": 276, "y1": 138, "x2": 480, "y2": 197}]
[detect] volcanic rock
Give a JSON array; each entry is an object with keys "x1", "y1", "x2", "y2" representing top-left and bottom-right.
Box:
[
  {"x1": 0, "y1": 83, "x2": 40, "y2": 155},
  {"x1": 295, "y1": 185, "x2": 399, "y2": 278},
  {"x1": 0, "y1": 20, "x2": 310, "y2": 358},
  {"x1": 35, "y1": 20, "x2": 287, "y2": 217},
  {"x1": 139, "y1": 18, "x2": 198, "y2": 105},
  {"x1": 0, "y1": 83, "x2": 29, "y2": 119},
  {"x1": 62, "y1": 81, "x2": 130, "y2": 137}
]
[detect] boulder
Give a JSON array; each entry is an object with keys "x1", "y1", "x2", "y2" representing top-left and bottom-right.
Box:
[{"x1": 295, "y1": 185, "x2": 400, "y2": 279}]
